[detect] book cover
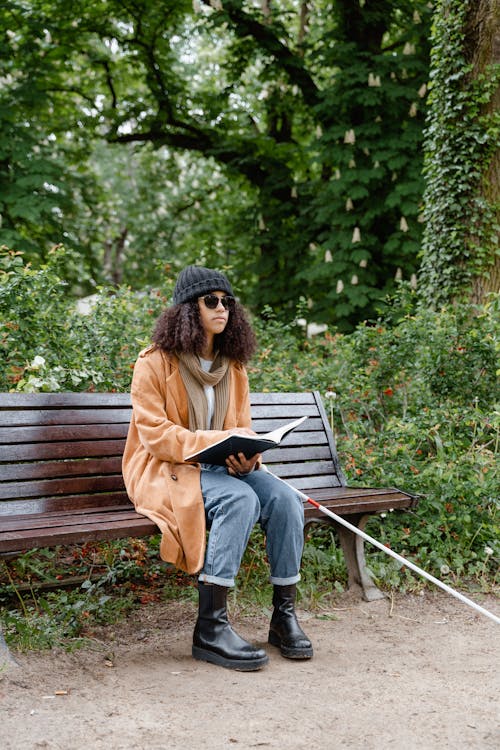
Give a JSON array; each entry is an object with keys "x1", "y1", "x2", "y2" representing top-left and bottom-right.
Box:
[{"x1": 184, "y1": 415, "x2": 308, "y2": 465}]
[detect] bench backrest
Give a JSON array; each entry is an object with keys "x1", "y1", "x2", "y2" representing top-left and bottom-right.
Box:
[{"x1": 0, "y1": 391, "x2": 346, "y2": 518}]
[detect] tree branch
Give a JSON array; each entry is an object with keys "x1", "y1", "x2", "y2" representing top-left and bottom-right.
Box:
[
  {"x1": 109, "y1": 126, "x2": 288, "y2": 189},
  {"x1": 101, "y1": 60, "x2": 117, "y2": 109},
  {"x1": 201, "y1": 0, "x2": 319, "y2": 107}
]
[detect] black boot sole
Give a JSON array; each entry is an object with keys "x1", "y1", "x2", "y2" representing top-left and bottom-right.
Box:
[
  {"x1": 192, "y1": 645, "x2": 269, "y2": 671},
  {"x1": 268, "y1": 629, "x2": 314, "y2": 659}
]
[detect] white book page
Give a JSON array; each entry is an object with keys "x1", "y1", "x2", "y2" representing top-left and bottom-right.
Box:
[{"x1": 262, "y1": 415, "x2": 308, "y2": 443}]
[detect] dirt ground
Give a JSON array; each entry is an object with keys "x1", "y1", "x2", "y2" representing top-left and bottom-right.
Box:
[{"x1": 0, "y1": 589, "x2": 498, "y2": 750}]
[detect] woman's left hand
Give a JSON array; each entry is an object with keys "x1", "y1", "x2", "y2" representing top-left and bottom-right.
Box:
[{"x1": 226, "y1": 451, "x2": 261, "y2": 477}]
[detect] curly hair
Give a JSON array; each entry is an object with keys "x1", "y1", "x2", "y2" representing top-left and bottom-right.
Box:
[{"x1": 152, "y1": 300, "x2": 257, "y2": 363}]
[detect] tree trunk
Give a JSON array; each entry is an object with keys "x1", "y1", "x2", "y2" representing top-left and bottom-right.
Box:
[{"x1": 465, "y1": 0, "x2": 500, "y2": 302}]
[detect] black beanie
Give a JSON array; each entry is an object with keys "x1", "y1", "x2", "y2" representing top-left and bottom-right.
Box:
[{"x1": 172, "y1": 265, "x2": 234, "y2": 305}]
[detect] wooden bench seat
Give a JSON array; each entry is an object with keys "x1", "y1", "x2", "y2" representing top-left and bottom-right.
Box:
[{"x1": 0, "y1": 391, "x2": 418, "y2": 601}]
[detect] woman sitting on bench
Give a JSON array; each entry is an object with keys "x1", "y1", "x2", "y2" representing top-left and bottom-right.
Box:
[{"x1": 122, "y1": 265, "x2": 313, "y2": 671}]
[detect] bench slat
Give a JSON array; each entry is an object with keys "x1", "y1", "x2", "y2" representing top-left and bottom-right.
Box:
[
  {"x1": 249, "y1": 392, "x2": 316, "y2": 405},
  {"x1": 0, "y1": 440, "x2": 126, "y2": 462},
  {"x1": 1, "y1": 507, "x2": 139, "y2": 533},
  {"x1": 0, "y1": 393, "x2": 132, "y2": 408},
  {"x1": 0, "y1": 423, "x2": 129, "y2": 444},
  {"x1": 0, "y1": 491, "x2": 130, "y2": 517},
  {"x1": 2, "y1": 456, "x2": 123, "y2": 482},
  {"x1": 259, "y1": 445, "x2": 333, "y2": 464},
  {"x1": 0, "y1": 517, "x2": 158, "y2": 553},
  {"x1": 250, "y1": 404, "x2": 319, "y2": 419},
  {"x1": 304, "y1": 494, "x2": 417, "y2": 518},
  {"x1": 0, "y1": 407, "x2": 133, "y2": 428},
  {"x1": 0, "y1": 474, "x2": 125, "y2": 500},
  {"x1": 266, "y1": 459, "x2": 342, "y2": 478}
]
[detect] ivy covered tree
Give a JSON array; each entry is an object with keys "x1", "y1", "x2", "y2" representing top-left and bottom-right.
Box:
[
  {"x1": 419, "y1": 0, "x2": 500, "y2": 307},
  {"x1": 1, "y1": 0, "x2": 432, "y2": 328}
]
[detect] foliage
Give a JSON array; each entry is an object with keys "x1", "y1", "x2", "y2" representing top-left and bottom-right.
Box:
[
  {"x1": 0, "y1": 537, "x2": 196, "y2": 650},
  {"x1": 0, "y1": 246, "x2": 168, "y2": 392},
  {"x1": 0, "y1": 5, "x2": 104, "y2": 282},
  {"x1": 419, "y1": 0, "x2": 500, "y2": 305},
  {"x1": 325, "y1": 298, "x2": 499, "y2": 589},
  {"x1": 302, "y1": 0, "x2": 431, "y2": 328},
  {"x1": 1, "y1": 0, "x2": 432, "y2": 330}
]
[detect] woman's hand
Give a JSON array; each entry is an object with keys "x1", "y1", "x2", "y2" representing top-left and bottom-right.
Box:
[{"x1": 226, "y1": 451, "x2": 261, "y2": 476}]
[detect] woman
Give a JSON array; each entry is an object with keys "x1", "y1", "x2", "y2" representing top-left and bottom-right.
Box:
[{"x1": 123, "y1": 265, "x2": 313, "y2": 670}]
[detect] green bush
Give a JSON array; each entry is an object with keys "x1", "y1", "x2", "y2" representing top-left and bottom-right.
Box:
[
  {"x1": 0, "y1": 246, "x2": 168, "y2": 392},
  {"x1": 311, "y1": 297, "x2": 499, "y2": 589}
]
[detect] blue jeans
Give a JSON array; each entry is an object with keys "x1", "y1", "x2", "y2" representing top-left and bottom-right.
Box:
[{"x1": 198, "y1": 466, "x2": 305, "y2": 587}]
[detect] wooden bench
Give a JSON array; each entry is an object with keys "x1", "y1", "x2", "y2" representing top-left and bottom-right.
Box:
[{"x1": 0, "y1": 391, "x2": 418, "y2": 601}]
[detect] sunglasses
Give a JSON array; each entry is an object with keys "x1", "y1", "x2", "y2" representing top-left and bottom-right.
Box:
[{"x1": 200, "y1": 294, "x2": 235, "y2": 310}]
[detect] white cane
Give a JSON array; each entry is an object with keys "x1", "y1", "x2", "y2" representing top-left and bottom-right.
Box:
[{"x1": 264, "y1": 468, "x2": 500, "y2": 626}]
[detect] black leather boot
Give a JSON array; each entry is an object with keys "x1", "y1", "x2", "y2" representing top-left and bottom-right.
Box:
[
  {"x1": 192, "y1": 583, "x2": 269, "y2": 671},
  {"x1": 268, "y1": 584, "x2": 313, "y2": 659}
]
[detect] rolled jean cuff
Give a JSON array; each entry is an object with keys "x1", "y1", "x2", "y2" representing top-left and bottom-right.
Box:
[
  {"x1": 198, "y1": 572, "x2": 235, "y2": 588},
  {"x1": 269, "y1": 573, "x2": 301, "y2": 586}
]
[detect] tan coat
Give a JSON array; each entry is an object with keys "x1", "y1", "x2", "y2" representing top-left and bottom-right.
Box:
[{"x1": 122, "y1": 346, "x2": 253, "y2": 574}]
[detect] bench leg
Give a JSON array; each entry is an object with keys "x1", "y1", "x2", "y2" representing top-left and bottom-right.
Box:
[
  {"x1": 333, "y1": 514, "x2": 386, "y2": 601},
  {"x1": 304, "y1": 515, "x2": 386, "y2": 601}
]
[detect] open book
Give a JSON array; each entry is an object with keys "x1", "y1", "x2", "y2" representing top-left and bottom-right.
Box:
[{"x1": 184, "y1": 415, "x2": 308, "y2": 465}]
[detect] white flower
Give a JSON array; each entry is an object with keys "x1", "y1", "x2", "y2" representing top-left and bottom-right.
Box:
[
  {"x1": 440, "y1": 564, "x2": 450, "y2": 575},
  {"x1": 484, "y1": 546, "x2": 493, "y2": 556},
  {"x1": 368, "y1": 73, "x2": 381, "y2": 87},
  {"x1": 325, "y1": 391, "x2": 337, "y2": 400},
  {"x1": 336, "y1": 279, "x2": 344, "y2": 294},
  {"x1": 352, "y1": 227, "x2": 361, "y2": 243},
  {"x1": 31, "y1": 355, "x2": 46, "y2": 369}
]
